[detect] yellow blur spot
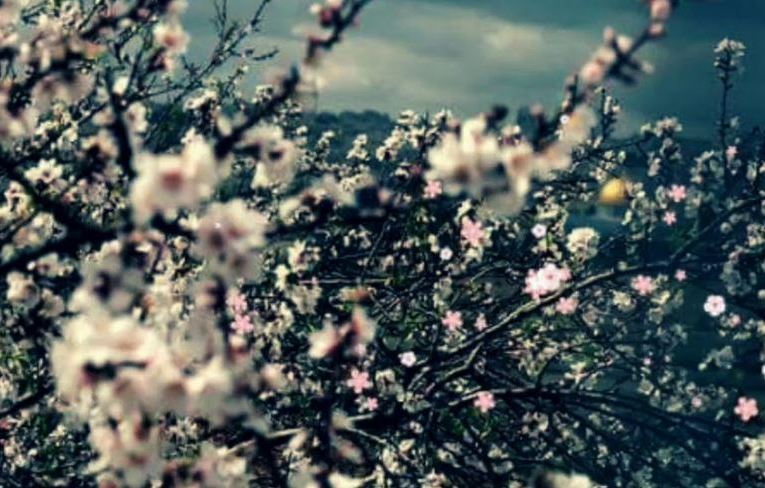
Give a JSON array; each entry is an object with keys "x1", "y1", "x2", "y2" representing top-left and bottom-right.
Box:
[{"x1": 599, "y1": 178, "x2": 629, "y2": 206}]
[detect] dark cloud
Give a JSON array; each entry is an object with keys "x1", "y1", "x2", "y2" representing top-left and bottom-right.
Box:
[{"x1": 184, "y1": 0, "x2": 765, "y2": 137}]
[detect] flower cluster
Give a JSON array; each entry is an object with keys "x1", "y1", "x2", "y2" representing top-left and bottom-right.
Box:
[
  {"x1": 524, "y1": 263, "x2": 572, "y2": 300},
  {"x1": 426, "y1": 107, "x2": 596, "y2": 213}
]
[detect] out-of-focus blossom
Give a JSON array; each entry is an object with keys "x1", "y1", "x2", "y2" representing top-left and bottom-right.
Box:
[
  {"x1": 0, "y1": 0, "x2": 28, "y2": 27},
  {"x1": 559, "y1": 107, "x2": 596, "y2": 145},
  {"x1": 126, "y1": 103, "x2": 148, "y2": 133},
  {"x1": 426, "y1": 116, "x2": 501, "y2": 197},
  {"x1": 735, "y1": 397, "x2": 758, "y2": 422},
  {"x1": 195, "y1": 200, "x2": 269, "y2": 280},
  {"x1": 726, "y1": 145, "x2": 738, "y2": 162},
  {"x1": 6, "y1": 272, "x2": 39, "y2": 307},
  {"x1": 227, "y1": 292, "x2": 248, "y2": 314},
  {"x1": 130, "y1": 138, "x2": 219, "y2": 223},
  {"x1": 246, "y1": 125, "x2": 300, "y2": 189},
  {"x1": 704, "y1": 295, "x2": 726, "y2": 317},
  {"x1": 309, "y1": 308, "x2": 376, "y2": 359},
  {"x1": 649, "y1": 0, "x2": 672, "y2": 23},
  {"x1": 154, "y1": 22, "x2": 190, "y2": 55}
]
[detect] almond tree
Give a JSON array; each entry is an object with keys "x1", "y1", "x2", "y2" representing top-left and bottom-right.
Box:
[{"x1": 1, "y1": 1, "x2": 764, "y2": 487}]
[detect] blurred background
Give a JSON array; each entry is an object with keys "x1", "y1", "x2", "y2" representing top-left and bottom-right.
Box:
[{"x1": 185, "y1": 0, "x2": 765, "y2": 138}]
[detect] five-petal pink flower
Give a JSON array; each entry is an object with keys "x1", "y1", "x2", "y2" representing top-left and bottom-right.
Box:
[
  {"x1": 347, "y1": 369, "x2": 373, "y2": 394},
  {"x1": 442, "y1": 310, "x2": 463, "y2": 331},
  {"x1": 631, "y1": 275, "x2": 655, "y2": 296},
  {"x1": 556, "y1": 297, "x2": 578, "y2": 315},
  {"x1": 231, "y1": 314, "x2": 254, "y2": 334},
  {"x1": 365, "y1": 397, "x2": 379, "y2": 411},
  {"x1": 734, "y1": 397, "x2": 758, "y2": 422},
  {"x1": 424, "y1": 180, "x2": 443, "y2": 199},
  {"x1": 668, "y1": 184, "x2": 687, "y2": 203},
  {"x1": 460, "y1": 218, "x2": 486, "y2": 247},
  {"x1": 474, "y1": 391, "x2": 496, "y2": 413}
]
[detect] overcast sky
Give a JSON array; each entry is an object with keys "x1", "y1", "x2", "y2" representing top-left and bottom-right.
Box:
[{"x1": 184, "y1": 0, "x2": 764, "y2": 137}]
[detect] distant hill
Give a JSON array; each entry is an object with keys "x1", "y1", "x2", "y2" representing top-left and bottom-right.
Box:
[
  {"x1": 301, "y1": 110, "x2": 718, "y2": 164},
  {"x1": 301, "y1": 110, "x2": 395, "y2": 159}
]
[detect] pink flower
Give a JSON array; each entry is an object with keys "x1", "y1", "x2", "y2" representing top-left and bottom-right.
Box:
[
  {"x1": 227, "y1": 292, "x2": 247, "y2": 313},
  {"x1": 729, "y1": 314, "x2": 741, "y2": 327},
  {"x1": 531, "y1": 224, "x2": 547, "y2": 239},
  {"x1": 650, "y1": 0, "x2": 672, "y2": 22},
  {"x1": 663, "y1": 211, "x2": 677, "y2": 226},
  {"x1": 442, "y1": 311, "x2": 463, "y2": 331},
  {"x1": 364, "y1": 397, "x2": 379, "y2": 412},
  {"x1": 734, "y1": 397, "x2": 758, "y2": 422},
  {"x1": 631, "y1": 275, "x2": 655, "y2": 296},
  {"x1": 704, "y1": 295, "x2": 726, "y2": 317},
  {"x1": 691, "y1": 396, "x2": 703, "y2": 409},
  {"x1": 154, "y1": 22, "x2": 190, "y2": 55},
  {"x1": 399, "y1": 351, "x2": 417, "y2": 367},
  {"x1": 668, "y1": 184, "x2": 687, "y2": 203},
  {"x1": 674, "y1": 269, "x2": 687, "y2": 282},
  {"x1": 474, "y1": 391, "x2": 496, "y2": 413},
  {"x1": 352, "y1": 343, "x2": 367, "y2": 357},
  {"x1": 439, "y1": 247, "x2": 453, "y2": 261},
  {"x1": 424, "y1": 180, "x2": 443, "y2": 199},
  {"x1": 524, "y1": 263, "x2": 571, "y2": 300},
  {"x1": 580, "y1": 60, "x2": 606, "y2": 86},
  {"x1": 474, "y1": 314, "x2": 488, "y2": 331},
  {"x1": 460, "y1": 218, "x2": 486, "y2": 247},
  {"x1": 231, "y1": 314, "x2": 254, "y2": 334},
  {"x1": 556, "y1": 297, "x2": 578, "y2": 315},
  {"x1": 347, "y1": 369, "x2": 372, "y2": 394},
  {"x1": 648, "y1": 22, "x2": 665, "y2": 38},
  {"x1": 726, "y1": 145, "x2": 738, "y2": 162}
]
